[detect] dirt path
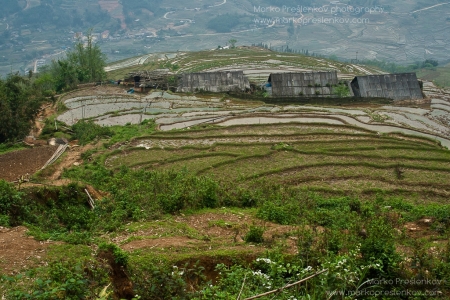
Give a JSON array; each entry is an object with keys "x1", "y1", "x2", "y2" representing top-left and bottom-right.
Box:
[
  {"x1": 32, "y1": 103, "x2": 56, "y2": 138},
  {"x1": 46, "y1": 143, "x2": 94, "y2": 181}
]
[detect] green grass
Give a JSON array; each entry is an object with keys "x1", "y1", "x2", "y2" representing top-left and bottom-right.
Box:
[
  {"x1": 0, "y1": 143, "x2": 25, "y2": 155},
  {"x1": 102, "y1": 123, "x2": 449, "y2": 203},
  {"x1": 5, "y1": 119, "x2": 450, "y2": 299},
  {"x1": 417, "y1": 64, "x2": 450, "y2": 88},
  {"x1": 119, "y1": 218, "x2": 203, "y2": 244}
]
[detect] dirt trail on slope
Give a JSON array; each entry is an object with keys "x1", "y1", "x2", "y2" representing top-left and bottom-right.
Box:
[
  {"x1": 31, "y1": 103, "x2": 56, "y2": 138},
  {"x1": 46, "y1": 143, "x2": 94, "y2": 181}
]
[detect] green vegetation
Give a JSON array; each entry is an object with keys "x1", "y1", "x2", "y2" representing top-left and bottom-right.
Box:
[
  {"x1": 361, "y1": 58, "x2": 450, "y2": 87},
  {"x1": 72, "y1": 120, "x2": 113, "y2": 145},
  {"x1": 2, "y1": 157, "x2": 450, "y2": 298},
  {"x1": 0, "y1": 143, "x2": 24, "y2": 155},
  {"x1": 333, "y1": 82, "x2": 351, "y2": 97},
  {"x1": 416, "y1": 62, "x2": 450, "y2": 88},
  {"x1": 0, "y1": 1, "x2": 22, "y2": 18},
  {"x1": 38, "y1": 31, "x2": 107, "y2": 93},
  {"x1": 1, "y1": 56, "x2": 450, "y2": 298},
  {"x1": 206, "y1": 14, "x2": 249, "y2": 33},
  {"x1": 244, "y1": 225, "x2": 265, "y2": 243},
  {"x1": 2, "y1": 123, "x2": 449, "y2": 298},
  {"x1": 0, "y1": 74, "x2": 46, "y2": 143},
  {"x1": 1, "y1": 244, "x2": 110, "y2": 300}
]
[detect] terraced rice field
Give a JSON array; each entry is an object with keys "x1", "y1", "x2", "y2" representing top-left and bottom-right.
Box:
[{"x1": 105, "y1": 123, "x2": 450, "y2": 204}]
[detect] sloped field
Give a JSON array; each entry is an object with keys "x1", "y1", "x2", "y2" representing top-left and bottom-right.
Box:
[{"x1": 106, "y1": 123, "x2": 450, "y2": 203}]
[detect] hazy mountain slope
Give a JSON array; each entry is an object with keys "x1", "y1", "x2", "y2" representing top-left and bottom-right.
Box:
[{"x1": 0, "y1": 0, "x2": 449, "y2": 75}]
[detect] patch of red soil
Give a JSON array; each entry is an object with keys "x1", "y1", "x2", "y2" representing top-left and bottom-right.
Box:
[
  {"x1": 0, "y1": 226, "x2": 57, "y2": 275},
  {"x1": 0, "y1": 146, "x2": 58, "y2": 182}
]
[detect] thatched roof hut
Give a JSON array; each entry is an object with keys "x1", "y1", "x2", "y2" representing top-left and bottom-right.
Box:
[
  {"x1": 268, "y1": 71, "x2": 339, "y2": 97},
  {"x1": 350, "y1": 73, "x2": 423, "y2": 100},
  {"x1": 177, "y1": 71, "x2": 250, "y2": 93}
]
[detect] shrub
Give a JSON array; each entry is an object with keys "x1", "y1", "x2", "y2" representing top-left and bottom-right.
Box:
[
  {"x1": 257, "y1": 201, "x2": 292, "y2": 225},
  {"x1": 333, "y1": 83, "x2": 350, "y2": 97},
  {"x1": 360, "y1": 217, "x2": 400, "y2": 277},
  {"x1": 72, "y1": 120, "x2": 113, "y2": 145},
  {"x1": 0, "y1": 180, "x2": 24, "y2": 226},
  {"x1": 244, "y1": 225, "x2": 265, "y2": 243},
  {"x1": 6, "y1": 262, "x2": 90, "y2": 300},
  {"x1": 98, "y1": 243, "x2": 129, "y2": 266}
]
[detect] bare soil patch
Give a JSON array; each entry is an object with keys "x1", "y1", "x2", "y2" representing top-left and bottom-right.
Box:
[
  {"x1": 0, "y1": 146, "x2": 58, "y2": 182},
  {"x1": 0, "y1": 226, "x2": 57, "y2": 275}
]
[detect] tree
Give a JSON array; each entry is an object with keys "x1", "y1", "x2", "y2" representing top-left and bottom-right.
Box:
[
  {"x1": 67, "y1": 31, "x2": 107, "y2": 83},
  {"x1": 0, "y1": 74, "x2": 45, "y2": 143},
  {"x1": 334, "y1": 83, "x2": 351, "y2": 98},
  {"x1": 423, "y1": 59, "x2": 438, "y2": 68},
  {"x1": 228, "y1": 39, "x2": 237, "y2": 48},
  {"x1": 40, "y1": 30, "x2": 107, "y2": 93}
]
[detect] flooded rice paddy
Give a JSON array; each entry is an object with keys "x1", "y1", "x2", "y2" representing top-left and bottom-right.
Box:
[{"x1": 57, "y1": 83, "x2": 450, "y2": 148}]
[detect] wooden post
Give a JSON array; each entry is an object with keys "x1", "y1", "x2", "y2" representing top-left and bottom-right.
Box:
[{"x1": 85, "y1": 189, "x2": 95, "y2": 210}]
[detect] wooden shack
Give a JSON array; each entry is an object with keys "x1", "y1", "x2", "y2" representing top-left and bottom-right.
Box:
[
  {"x1": 124, "y1": 69, "x2": 176, "y2": 90},
  {"x1": 350, "y1": 73, "x2": 423, "y2": 100},
  {"x1": 177, "y1": 71, "x2": 250, "y2": 93},
  {"x1": 268, "y1": 71, "x2": 339, "y2": 97}
]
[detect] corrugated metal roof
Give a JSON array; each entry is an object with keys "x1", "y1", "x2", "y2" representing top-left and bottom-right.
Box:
[
  {"x1": 269, "y1": 71, "x2": 339, "y2": 97},
  {"x1": 177, "y1": 71, "x2": 250, "y2": 93},
  {"x1": 351, "y1": 73, "x2": 423, "y2": 100}
]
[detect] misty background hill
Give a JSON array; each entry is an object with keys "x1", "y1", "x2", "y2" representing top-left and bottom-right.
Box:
[{"x1": 0, "y1": 0, "x2": 449, "y2": 76}]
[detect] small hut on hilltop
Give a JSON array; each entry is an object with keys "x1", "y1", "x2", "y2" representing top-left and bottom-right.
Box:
[
  {"x1": 267, "y1": 71, "x2": 339, "y2": 97},
  {"x1": 124, "y1": 69, "x2": 175, "y2": 90},
  {"x1": 350, "y1": 73, "x2": 423, "y2": 100},
  {"x1": 177, "y1": 71, "x2": 250, "y2": 93}
]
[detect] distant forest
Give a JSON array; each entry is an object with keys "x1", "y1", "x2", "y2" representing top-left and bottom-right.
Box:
[
  {"x1": 14, "y1": 2, "x2": 115, "y2": 29},
  {"x1": 0, "y1": 0, "x2": 23, "y2": 18},
  {"x1": 120, "y1": 0, "x2": 165, "y2": 28}
]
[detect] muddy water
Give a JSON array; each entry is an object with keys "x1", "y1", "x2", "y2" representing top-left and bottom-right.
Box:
[
  {"x1": 431, "y1": 99, "x2": 450, "y2": 106},
  {"x1": 380, "y1": 112, "x2": 430, "y2": 131},
  {"x1": 380, "y1": 106, "x2": 429, "y2": 115},
  {"x1": 159, "y1": 117, "x2": 229, "y2": 130},
  {"x1": 284, "y1": 106, "x2": 367, "y2": 116},
  {"x1": 337, "y1": 115, "x2": 450, "y2": 148},
  {"x1": 217, "y1": 117, "x2": 345, "y2": 126},
  {"x1": 96, "y1": 115, "x2": 157, "y2": 126},
  {"x1": 207, "y1": 115, "x2": 450, "y2": 148},
  {"x1": 402, "y1": 113, "x2": 449, "y2": 133},
  {"x1": 431, "y1": 104, "x2": 450, "y2": 113}
]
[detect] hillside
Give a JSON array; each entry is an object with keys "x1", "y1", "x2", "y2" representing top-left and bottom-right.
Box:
[
  {"x1": 1, "y1": 50, "x2": 450, "y2": 299},
  {"x1": 0, "y1": 0, "x2": 449, "y2": 77}
]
